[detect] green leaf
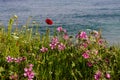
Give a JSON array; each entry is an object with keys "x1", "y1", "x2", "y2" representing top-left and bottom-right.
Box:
[
  {"x1": 0, "y1": 67, "x2": 5, "y2": 72},
  {"x1": 71, "y1": 70, "x2": 77, "y2": 80},
  {"x1": 72, "y1": 61, "x2": 75, "y2": 68},
  {"x1": 75, "y1": 69, "x2": 83, "y2": 78}
]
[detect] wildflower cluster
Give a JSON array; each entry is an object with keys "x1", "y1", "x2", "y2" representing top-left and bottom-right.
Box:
[
  {"x1": 49, "y1": 37, "x2": 65, "y2": 51},
  {"x1": 75, "y1": 30, "x2": 112, "y2": 80},
  {"x1": 40, "y1": 46, "x2": 48, "y2": 53},
  {"x1": 0, "y1": 16, "x2": 119, "y2": 80},
  {"x1": 57, "y1": 26, "x2": 66, "y2": 33},
  {"x1": 82, "y1": 50, "x2": 90, "y2": 59},
  {"x1": 94, "y1": 71, "x2": 111, "y2": 80},
  {"x1": 24, "y1": 64, "x2": 35, "y2": 80},
  {"x1": 94, "y1": 71, "x2": 101, "y2": 80},
  {"x1": 49, "y1": 37, "x2": 59, "y2": 50},
  {"x1": 76, "y1": 31, "x2": 88, "y2": 40},
  {"x1": 6, "y1": 56, "x2": 26, "y2": 63}
]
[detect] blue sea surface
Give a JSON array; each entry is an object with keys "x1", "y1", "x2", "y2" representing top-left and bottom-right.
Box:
[{"x1": 0, "y1": 0, "x2": 120, "y2": 43}]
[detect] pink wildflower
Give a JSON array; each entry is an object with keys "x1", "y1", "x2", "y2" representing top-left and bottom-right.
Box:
[
  {"x1": 63, "y1": 33, "x2": 69, "y2": 40},
  {"x1": 6, "y1": 56, "x2": 14, "y2": 63},
  {"x1": 105, "y1": 73, "x2": 110, "y2": 79},
  {"x1": 49, "y1": 37, "x2": 59, "y2": 49},
  {"x1": 98, "y1": 39, "x2": 103, "y2": 44},
  {"x1": 94, "y1": 71, "x2": 101, "y2": 80},
  {"x1": 40, "y1": 46, "x2": 48, "y2": 53},
  {"x1": 58, "y1": 43, "x2": 65, "y2": 51},
  {"x1": 29, "y1": 64, "x2": 34, "y2": 68},
  {"x1": 76, "y1": 31, "x2": 88, "y2": 39},
  {"x1": 57, "y1": 27, "x2": 63, "y2": 32},
  {"x1": 63, "y1": 29, "x2": 67, "y2": 33},
  {"x1": 93, "y1": 30, "x2": 99, "y2": 37},
  {"x1": 24, "y1": 64, "x2": 34, "y2": 80},
  {"x1": 49, "y1": 43, "x2": 57, "y2": 50},
  {"x1": 51, "y1": 37, "x2": 59, "y2": 44},
  {"x1": 6, "y1": 56, "x2": 26, "y2": 63},
  {"x1": 82, "y1": 51, "x2": 90, "y2": 59},
  {"x1": 15, "y1": 57, "x2": 26, "y2": 63},
  {"x1": 14, "y1": 58, "x2": 21, "y2": 63},
  {"x1": 95, "y1": 50, "x2": 98, "y2": 55},
  {"x1": 80, "y1": 31, "x2": 88, "y2": 39},
  {"x1": 82, "y1": 53, "x2": 89, "y2": 59},
  {"x1": 87, "y1": 61, "x2": 93, "y2": 67},
  {"x1": 22, "y1": 57, "x2": 26, "y2": 61}
]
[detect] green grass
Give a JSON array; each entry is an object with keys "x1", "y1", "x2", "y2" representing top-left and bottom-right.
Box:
[{"x1": 0, "y1": 15, "x2": 120, "y2": 80}]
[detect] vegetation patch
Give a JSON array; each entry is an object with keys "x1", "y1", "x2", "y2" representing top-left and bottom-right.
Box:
[{"x1": 0, "y1": 15, "x2": 120, "y2": 80}]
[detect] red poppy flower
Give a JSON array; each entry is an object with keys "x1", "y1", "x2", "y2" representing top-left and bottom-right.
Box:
[{"x1": 45, "y1": 18, "x2": 53, "y2": 25}]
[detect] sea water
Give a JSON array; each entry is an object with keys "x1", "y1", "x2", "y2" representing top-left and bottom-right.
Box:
[{"x1": 0, "y1": 0, "x2": 120, "y2": 43}]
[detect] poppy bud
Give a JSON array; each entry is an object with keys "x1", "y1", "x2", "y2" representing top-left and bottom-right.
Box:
[{"x1": 45, "y1": 18, "x2": 53, "y2": 25}]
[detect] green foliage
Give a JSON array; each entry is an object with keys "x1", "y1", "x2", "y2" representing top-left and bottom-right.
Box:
[{"x1": 0, "y1": 16, "x2": 120, "y2": 80}]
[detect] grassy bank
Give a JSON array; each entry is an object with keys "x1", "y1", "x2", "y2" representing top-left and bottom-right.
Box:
[{"x1": 0, "y1": 15, "x2": 120, "y2": 80}]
